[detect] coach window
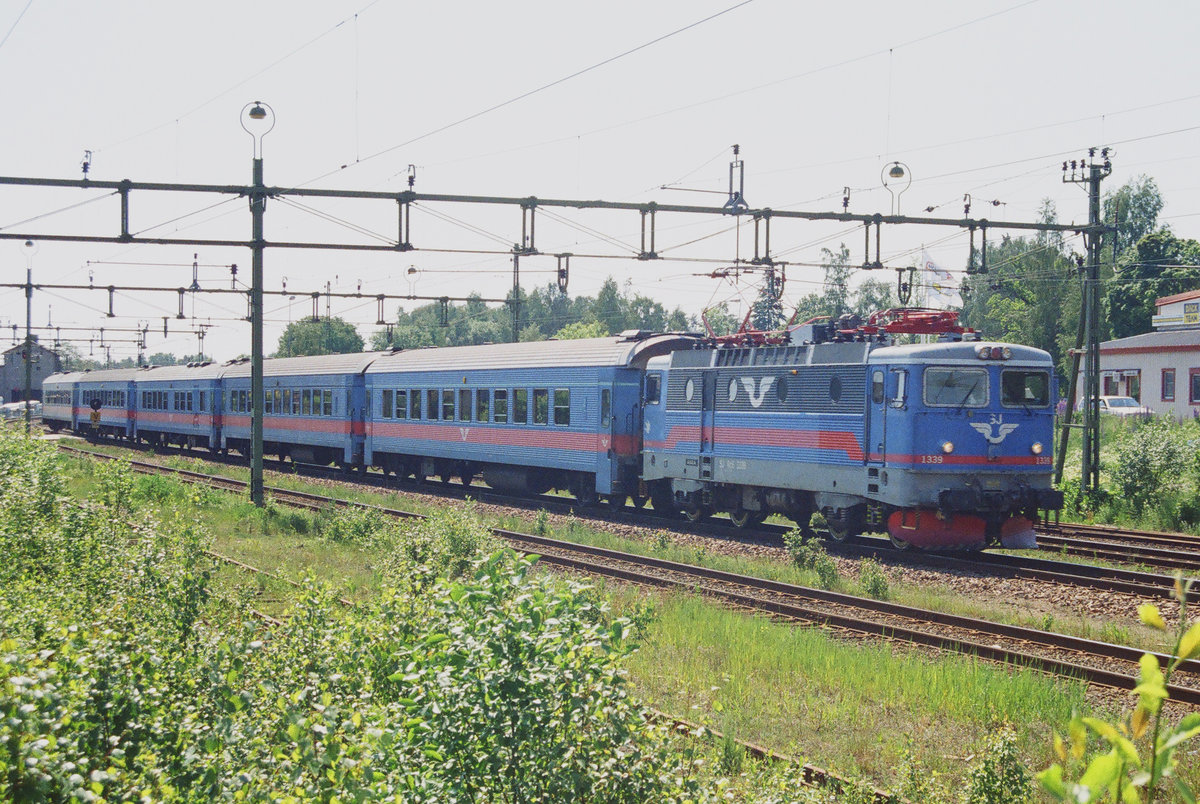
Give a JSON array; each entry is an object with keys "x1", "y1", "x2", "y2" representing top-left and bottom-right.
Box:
[
  {"x1": 264, "y1": 391, "x2": 273, "y2": 414},
  {"x1": 494, "y1": 389, "x2": 508, "y2": 423},
  {"x1": 459, "y1": 389, "x2": 471, "y2": 421},
  {"x1": 1163, "y1": 369, "x2": 1176, "y2": 402},
  {"x1": 554, "y1": 389, "x2": 570, "y2": 425},
  {"x1": 395, "y1": 390, "x2": 407, "y2": 420},
  {"x1": 645, "y1": 373, "x2": 662, "y2": 404},
  {"x1": 323, "y1": 390, "x2": 333, "y2": 416},
  {"x1": 274, "y1": 389, "x2": 282, "y2": 413},
  {"x1": 300, "y1": 389, "x2": 311, "y2": 415},
  {"x1": 442, "y1": 389, "x2": 455, "y2": 420},
  {"x1": 601, "y1": 389, "x2": 611, "y2": 427},
  {"x1": 924, "y1": 367, "x2": 988, "y2": 407},
  {"x1": 426, "y1": 389, "x2": 439, "y2": 420},
  {"x1": 533, "y1": 389, "x2": 549, "y2": 424},
  {"x1": 280, "y1": 389, "x2": 289, "y2": 413},
  {"x1": 1001, "y1": 370, "x2": 1050, "y2": 408},
  {"x1": 382, "y1": 389, "x2": 393, "y2": 418},
  {"x1": 199, "y1": 392, "x2": 206, "y2": 412},
  {"x1": 476, "y1": 389, "x2": 490, "y2": 422},
  {"x1": 872, "y1": 371, "x2": 885, "y2": 405},
  {"x1": 409, "y1": 389, "x2": 421, "y2": 418},
  {"x1": 513, "y1": 388, "x2": 528, "y2": 424}
]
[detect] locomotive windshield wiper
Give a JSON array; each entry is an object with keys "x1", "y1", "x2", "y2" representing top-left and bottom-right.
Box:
[{"x1": 956, "y1": 378, "x2": 981, "y2": 412}]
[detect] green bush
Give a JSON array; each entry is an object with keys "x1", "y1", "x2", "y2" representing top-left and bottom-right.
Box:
[
  {"x1": 964, "y1": 724, "x2": 1033, "y2": 803},
  {"x1": 858, "y1": 558, "x2": 889, "y2": 599},
  {"x1": 0, "y1": 432, "x2": 712, "y2": 802},
  {"x1": 783, "y1": 527, "x2": 839, "y2": 589},
  {"x1": 1110, "y1": 417, "x2": 1192, "y2": 516}
]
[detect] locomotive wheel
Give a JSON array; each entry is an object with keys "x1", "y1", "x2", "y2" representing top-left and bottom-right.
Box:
[
  {"x1": 630, "y1": 494, "x2": 649, "y2": 509},
  {"x1": 825, "y1": 518, "x2": 851, "y2": 542},
  {"x1": 729, "y1": 509, "x2": 767, "y2": 529},
  {"x1": 649, "y1": 485, "x2": 674, "y2": 518},
  {"x1": 607, "y1": 494, "x2": 628, "y2": 512},
  {"x1": 888, "y1": 532, "x2": 912, "y2": 551},
  {"x1": 682, "y1": 505, "x2": 711, "y2": 523}
]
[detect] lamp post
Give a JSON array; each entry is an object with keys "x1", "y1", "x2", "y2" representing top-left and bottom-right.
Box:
[
  {"x1": 241, "y1": 101, "x2": 274, "y2": 507},
  {"x1": 20, "y1": 239, "x2": 38, "y2": 434},
  {"x1": 881, "y1": 161, "x2": 912, "y2": 215}
]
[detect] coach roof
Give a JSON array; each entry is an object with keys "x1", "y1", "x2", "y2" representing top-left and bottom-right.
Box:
[
  {"x1": 221, "y1": 352, "x2": 383, "y2": 379},
  {"x1": 365, "y1": 334, "x2": 698, "y2": 375}
]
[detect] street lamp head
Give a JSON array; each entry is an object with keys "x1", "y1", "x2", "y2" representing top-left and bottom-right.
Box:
[
  {"x1": 880, "y1": 160, "x2": 913, "y2": 215},
  {"x1": 240, "y1": 100, "x2": 276, "y2": 158}
]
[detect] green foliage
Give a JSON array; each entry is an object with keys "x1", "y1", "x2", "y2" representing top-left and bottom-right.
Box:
[
  {"x1": 964, "y1": 724, "x2": 1033, "y2": 803},
  {"x1": 369, "y1": 279, "x2": 695, "y2": 350},
  {"x1": 1109, "y1": 417, "x2": 1195, "y2": 516},
  {"x1": 782, "y1": 527, "x2": 839, "y2": 589},
  {"x1": 1105, "y1": 229, "x2": 1200, "y2": 340},
  {"x1": 1038, "y1": 575, "x2": 1200, "y2": 803},
  {"x1": 857, "y1": 557, "x2": 889, "y2": 600},
  {"x1": 0, "y1": 434, "x2": 712, "y2": 802},
  {"x1": 718, "y1": 733, "x2": 745, "y2": 776},
  {"x1": 275, "y1": 315, "x2": 365, "y2": 357},
  {"x1": 533, "y1": 508, "x2": 550, "y2": 535},
  {"x1": 95, "y1": 457, "x2": 134, "y2": 514},
  {"x1": 552, "y1": 319, "x2": 608, "y2": 339}
]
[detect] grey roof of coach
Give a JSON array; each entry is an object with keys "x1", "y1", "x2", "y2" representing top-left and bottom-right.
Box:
[{"x1": 365, "y1": 335, "x2": 697, "y2": 375}]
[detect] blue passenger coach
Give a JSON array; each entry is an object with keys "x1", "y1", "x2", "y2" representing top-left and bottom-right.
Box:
[
  {"x1": 134, "y1": 363, "x2": 224, "y2": 450},
  {"x1": 364, "y1": 333, "x2": 695, "y2": 504},
  {"x1": 220, "y1": 353, "x2": 377, "y2": 466},
  {"x1": 73, "y1": 369, "x2": 139, "y2": 439}
]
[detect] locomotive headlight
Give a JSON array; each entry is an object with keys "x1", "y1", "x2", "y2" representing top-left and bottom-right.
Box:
[
  {"x1": 1001, "y1": 346, "x2": 1012, "y2": 359},
  {"x1": 1031, "y1": 442, "x2": 1044, "y2": 455},
  {"x1": 941, "y1": 441, "x2": 954, "y2": 454},
  {"x1": 976, "y1": 345, "x2": 990, "y2": 359}
]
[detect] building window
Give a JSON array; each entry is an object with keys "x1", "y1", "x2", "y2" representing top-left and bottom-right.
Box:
[
  {"x1": 1191, "y1": 369, "x2": 1200, "y2": 405},
  {"x1": 1162, "y1": 369, "x2": 1175, "y2": 402}
]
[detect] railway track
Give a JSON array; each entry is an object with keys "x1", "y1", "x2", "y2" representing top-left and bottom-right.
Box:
[
  {"x1": 63, "y1": 444, "x2": 1200, "y2": 709},
  {"x1": 56, "y1": 436, "x2": 1200, "y2": 604}
]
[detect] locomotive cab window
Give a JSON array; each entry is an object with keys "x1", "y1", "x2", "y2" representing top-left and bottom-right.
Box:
[
  {"x1": 645, "y1": 373, "x2": 662, "y2": 404},
  {"x1": 1001, "y1": 370, "x2": 1050, "y2": 408},
  {"x1": 924, "y1": 367, "x2": 989, "y2": 407},
  {"x1": 871, "y1": 371, "x2": 885, "y2": 405}
]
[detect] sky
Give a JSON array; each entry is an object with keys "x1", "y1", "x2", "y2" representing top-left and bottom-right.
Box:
[{"x1": 0, "y1": 0, "x2": 1197, "y2": 362}]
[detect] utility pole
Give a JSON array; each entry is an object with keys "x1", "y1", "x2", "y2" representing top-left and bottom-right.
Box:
[
  {"x1": 242, "y1": 101, "x2": 274, "y2": 507},
  {"x1": 1061, "y1": 149, "x2": 1112, "y2": 496},
  {"x1": 20, "y1": 239, "x2": 37, "y2": 434}
]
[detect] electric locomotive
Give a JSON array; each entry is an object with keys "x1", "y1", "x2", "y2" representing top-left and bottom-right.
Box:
[{"x1": 642, "y1": 309, "x2": 1062, "y2": 549}]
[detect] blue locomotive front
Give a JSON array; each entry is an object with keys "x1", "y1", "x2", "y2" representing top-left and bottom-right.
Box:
[{"x1": 642, "y1": 315, "x2": 1063, "y2": 549}]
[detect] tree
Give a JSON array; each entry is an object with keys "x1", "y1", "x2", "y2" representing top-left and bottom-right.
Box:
[
  {"x1": 749, "y1": 268, "x2": 785, "y2": 331},
  {"x1": 819, "y1": 244, "x2": 854, "y2": 319},
  {"x1": 1104, "y1": 230, "x2": 1200, "y2": 339},
  {"x1": 852, "y1": 277, "x2": 898, "y2": 317},
  {"x1": 552, "y1": 320, "x2": 608, "y2": 340},
  {"x1": 276, "y1": 317, "x2": 364, "y2": 357},
  {"x1": 146, "y1": 352, "x2": 180, "y2": 366},
  {"x1": 592, "y1": 278, "x2": 627, "y2": 335},
  {"x1": 1104, "y1": 175, "x2": 1164, "y2": 258}
]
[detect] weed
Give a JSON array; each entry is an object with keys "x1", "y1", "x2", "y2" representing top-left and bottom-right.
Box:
[
  {"x1": 965, "y1": 724, "x2": 1032, "y2": 804},
  {"x1": 718, "y1": 734, "x2": 745, "y2": 776},
  {"x1": 858, "y1": 557, "x2": 889, "y2": 599},
  {"x1": 533, "y1": 508, "x2": 550, "y2": 536},
  {"x1": 653, "y1": 530, "x2": 671, "y2": 550}
]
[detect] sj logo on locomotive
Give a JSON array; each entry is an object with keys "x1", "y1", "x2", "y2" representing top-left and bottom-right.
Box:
[
  {"x1": 741, "y1": 376, "x2": 775, "y2": 408},
  {"x1": 969, "y1": 415, "x2": 1018, "y2": 445}
]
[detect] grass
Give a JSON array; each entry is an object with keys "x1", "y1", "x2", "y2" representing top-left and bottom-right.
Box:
[{"x1": 616, "y1": 588, "x2": 1095, "y2": 790}]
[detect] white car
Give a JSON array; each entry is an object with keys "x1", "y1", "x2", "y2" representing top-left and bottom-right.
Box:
[{"x1": 1096, "y1": 395, "x2": 1153, "y2": 418}]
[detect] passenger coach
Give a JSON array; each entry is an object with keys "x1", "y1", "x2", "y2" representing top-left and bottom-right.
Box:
[
  {"x1": 134, "y1": 362, "x2": 224, "y2": 450},
  {"x1": 220, "y1": 353, "x2": 377, "y2": 466},
  {"x1": 364, "y1": 333, "x2": 695, "y2": 504}
]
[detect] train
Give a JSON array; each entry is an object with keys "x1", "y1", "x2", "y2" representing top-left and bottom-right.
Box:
[{"x1": 43, "y1": 309, "x2": 1064, "y2": 550}]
